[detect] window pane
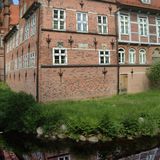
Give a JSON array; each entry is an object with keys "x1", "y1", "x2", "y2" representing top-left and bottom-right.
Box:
[
  {"x1": 60, "y1": 11, "x2": 64, "y2": 19},
  {"x1": 61, "y1": 56, "x2": 66, "y2": 64},
  {"x1": 98, "y1": 16, "x2": 101, "y2": 23},
  {"x1": 60, "y1": 21, "x2": 64, "y2": 29},
  {"x1": 100, "y1": 57, "x2": 104, "y2": 63},
  {"x1": 54, "y1": 10, "x2": 58, "y2": 18},
  {"x1": 54, "y1": 20, "x2": 58, "y2": 29},
  {"x1": 77, "y1": 13, "x2": 81, "y2": 21},
  {"x1": 103, "y1": 17, "x2": 106, "y2": 24}
]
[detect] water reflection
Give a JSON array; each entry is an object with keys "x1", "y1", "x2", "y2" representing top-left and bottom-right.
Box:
[{"x1": 1, "y1": 133, "x2": 160, "y2": 160}]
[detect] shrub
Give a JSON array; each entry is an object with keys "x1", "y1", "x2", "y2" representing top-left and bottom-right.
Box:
[
  {"x1": 0, "y1": 84, "x2": 41, "y2": 133},
  {"x1": 147, "y1": 62, "x2": 160, "y2": 88}
]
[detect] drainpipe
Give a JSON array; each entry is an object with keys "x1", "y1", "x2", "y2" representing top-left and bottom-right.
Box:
[
  {"x1": 36, "y1": 6, "x2": 41, "y2": 102},
  {"x1": 3, "y1": 39, "x2": 6, "y2": 82},
  {"x1": 115, "y1": 2, "x2": 120, "y2": 95}
]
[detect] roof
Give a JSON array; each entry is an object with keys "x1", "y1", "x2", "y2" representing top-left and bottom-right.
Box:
[
  {"x1": 9, "y1": 5, "x2": 19, "y2": 25},
  {"x1": 117, "y1": 0, "x2": 160, "y2": 11}
]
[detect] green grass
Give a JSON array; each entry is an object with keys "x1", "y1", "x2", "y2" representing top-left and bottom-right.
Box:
[
  {"x1": 1, "y1": 82, "x2": 160, "y2": 142},
  {"x1": 39, "y1": 90, "x2": 160, "y2": 140}
]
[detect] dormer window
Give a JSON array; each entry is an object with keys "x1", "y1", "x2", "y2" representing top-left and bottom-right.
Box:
[{"x1": 141, "y1": 0, "x2": 151, "y2": 4}]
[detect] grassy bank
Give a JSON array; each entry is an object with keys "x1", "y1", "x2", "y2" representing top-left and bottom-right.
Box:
[{"x1": 1, "y1": 82, "x2": 160, "y2": 142}]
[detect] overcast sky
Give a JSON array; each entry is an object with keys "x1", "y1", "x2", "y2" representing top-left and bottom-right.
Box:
[{"x1": 13, "y1": 0, "x2": 19, "y2": 4}]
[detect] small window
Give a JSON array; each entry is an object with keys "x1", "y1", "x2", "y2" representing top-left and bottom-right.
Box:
[
  {"x1": 139, "y1": 49, "x2": 146, "y2": 64},
  {"x1": 31, "y1": 14, "x2": 36, "y2": 35},
  {"x1": 77, "y1": 12, "x2": 88, "y2": 32},
  {"x1": 29, "y1": 52, "x2": 36, "y2": 67},
  {"x1": 129, "y1": 48, "x2": 136, "y2": 64},
  {"x1": 141, "y1": 0, "x2": 151, "y2": 4},
  {"x1": 53, "y1": 48, "x2": 67, "y2": 65},
  {"x1": 24, "y1": 21, "x2": 30, "y2": 40},
  {"x1": 53, "y1": 9, "x2": 66, "y2": 30},
  {"x1": 98, "y1": 16, "x2": 108, "y2": 34},
  {"x1": 58, "y1": 155, "x2": 70, "y2": 160},
  {"x1": 99, "y1": 50, "x2": 110, "y2": 64},
  {"x1": 120, "y1": 14, "x2": 129, "y2": 35},
  {"x1": 139, "y1": 17, "x2": 148, "y2": 36},
  {"x1": 118, "y1": 48, "x2": 125, "y2": 64}
]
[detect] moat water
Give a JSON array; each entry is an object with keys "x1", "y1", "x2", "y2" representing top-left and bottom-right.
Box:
[{"x1": 0, "y1": 133, "x2": 160, "y2": 160}]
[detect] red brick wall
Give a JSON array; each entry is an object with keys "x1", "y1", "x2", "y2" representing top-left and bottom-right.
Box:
[{"x1": 38, "y1": 0, "x2": 118, "y2": 101}]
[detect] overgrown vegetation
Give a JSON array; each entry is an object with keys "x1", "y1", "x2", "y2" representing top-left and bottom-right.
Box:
[
  {"x1": 1, "y1": 82, "x2": 160, "y2": 142},
  {"x1": 147, "y1": 61, "x2": 160, "y2": 88}
]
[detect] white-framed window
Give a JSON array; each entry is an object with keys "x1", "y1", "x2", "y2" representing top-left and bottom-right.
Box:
[
  {"x1": 58, "y1": 155, "x2": 70, "y2": 160},
  {"x1": 53, "y1": 48, "x2": 67, "y2": 65},
  {"x1": 77, "y1": 12, "x2": 88, "y2": 32},
  {"x1": 120, "y1": 14, "x2": 129, "y2": 35},
  {"x1": 0, "y1": 35, "x2": 3, "y2": 47},
  {"x1": 29, "y1": 52, "x2": 36, "y2": 67},
  {"x1": 31, "y1": 14, "x2": 36, "y2": 35},
  {"x1": 98, "y1": 15, "x2": 108, "y2": 34},
  {"x1": 99, "y1": 50, "x2": 110, "y2": 64},
  {"x1": 141, "y1": 0, "x2": 151, "y2": 4},
  {"x1": 24, "y1": 21, "x2": 30, "y2": 40},
  {"x1": 157, "y1": 18, "x2": 160, "y2": 37},
  {"x1": 129, "y1": 48, "x2": 136, "y2": 64},
  {"x1": 118, "y1": 48, "x2": 125, "y2": 64},
  {"x1": 23, "y1": 54, "x2": 29, "y2": 68},
  {"x1": 139, "y1": 17, "x2": 148, "y2": 36},
  {"x1": 139, "y1": 49, "x2": 146, "y2": 64},
  {"x1": 53, "y1": 9, "x2": 66, "y2": 30}
]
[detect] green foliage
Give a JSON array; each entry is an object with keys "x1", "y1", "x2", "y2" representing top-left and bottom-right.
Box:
[
  {"x1": 147, "y1": 62, "x2": 160, "y2": 88},
  {"x1": 1, "y1": 82, "x2": 160, "y2": 141},
  {"x1": 0, "y1": 83, "x2": 41, "y2": 133}
]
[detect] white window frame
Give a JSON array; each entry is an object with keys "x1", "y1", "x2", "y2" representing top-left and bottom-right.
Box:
[
  {"x1": 97, "y1": 15, "x2": 108, "y2": 34},
  {"x1": 52, "y1": 48, "x2": 67, "y2": 65},
  {"x1": 58, "y1": 155, "x2": 70, "y2": 160},
  {"x1": 139, "y1": 49, "x2": 146, "y2": 64},
  {"x1": 129, "y1": 48, "x2": 136, "y2": 64},
  {"x1": 76, "y1": 12, "x2": 88, "y2": 33},
  {"x1": 24, "y1": 20, "x2": 30, "y2": 40},
  {"x1": 141, "y1": 0, "x2": 151, "y2": 4},
  {"x1": 99, "y1": 50, "x2": 110, "y2": 65},
  {"x1": 120, "y1": 14, "x2": 129, "y2": 35},
  {"x1": 156, "y1": 17, "x2": 160, "y2": 38},
  {"x1": 31, "y1": 14, "x2": 36, "y2": 36},
  {"x1": 53, "y1": 9, "x2": 66, "y2": 31},
  {"x1": 28, "y1": 52, "x2": 36, "y2": 67},
  {"x1": 118, "y1": 48, "x2": 125, "y2": 64},
  {"x1": 139, "y1": 16, "x2": 148, "y2": 36}
]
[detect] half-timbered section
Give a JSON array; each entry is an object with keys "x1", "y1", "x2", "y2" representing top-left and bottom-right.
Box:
[{"x1": 117, "y1": 0, "x2": 160, "y2": 93}]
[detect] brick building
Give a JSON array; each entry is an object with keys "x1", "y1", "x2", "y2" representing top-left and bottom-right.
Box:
[
  {"x1": 0, "y1": 0, "x2": 19, "y2": 81},
  {"x1": 117, "y1": 0, "x2": 160, "y2": 93},
  {"x1": 3, "y1": 0, "x2": 160, "y2": 102},
  {"x1": 4, "y1": 0, "x2": 118, "y2": 102}
]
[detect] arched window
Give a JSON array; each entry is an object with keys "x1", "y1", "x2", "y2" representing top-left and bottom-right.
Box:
[
  {"x1": 139, "y1": 49, "x2": 146, "y2": 64},
  {"x1": 118, "y1": 48, "x2": 125, "y2": 64},
  {"x1": 129, "y1": 48, "x2": 136, "y2": 64}
]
